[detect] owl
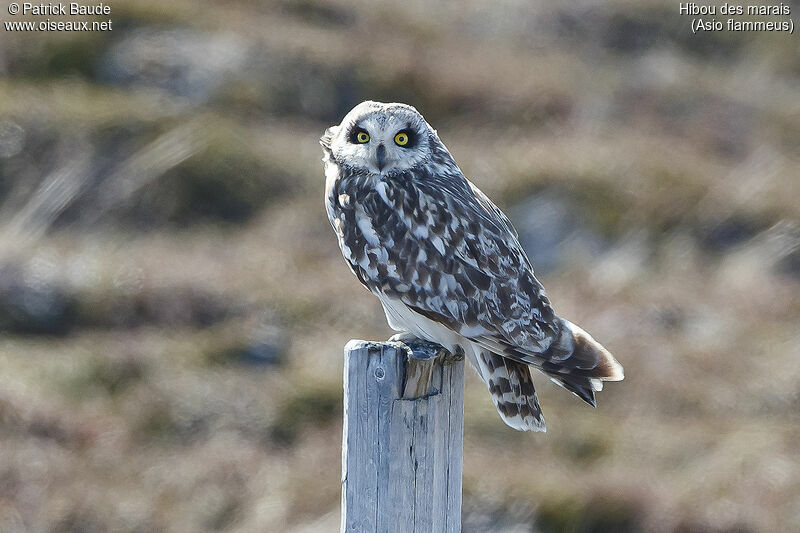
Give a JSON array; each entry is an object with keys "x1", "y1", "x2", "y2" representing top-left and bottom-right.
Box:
[{"x1": 321, "y1": 101, "x2": 623, "y2": 431}]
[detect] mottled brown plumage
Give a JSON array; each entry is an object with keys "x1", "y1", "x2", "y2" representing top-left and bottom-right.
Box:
[{"x1": 322, "y1": 101, "x2": 623, "y2": 431}]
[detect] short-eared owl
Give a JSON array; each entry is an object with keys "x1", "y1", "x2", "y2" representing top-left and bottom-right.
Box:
[{"x1": 321, "y1": 101, "x2": 623, "y2": 431}]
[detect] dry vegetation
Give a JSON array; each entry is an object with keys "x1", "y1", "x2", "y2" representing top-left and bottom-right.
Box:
[{"x1": 0, "y1": 1, "x2": 798, "y2": 531}]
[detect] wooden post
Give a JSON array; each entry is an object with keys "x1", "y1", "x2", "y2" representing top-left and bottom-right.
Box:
[{"x1": 341, "y1": 339, "x2": 464, "y2": 533}]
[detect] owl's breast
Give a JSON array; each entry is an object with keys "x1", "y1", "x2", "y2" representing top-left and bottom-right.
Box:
[{"x1": 325, "y1": 171, "x2": 426, "y2": 299}]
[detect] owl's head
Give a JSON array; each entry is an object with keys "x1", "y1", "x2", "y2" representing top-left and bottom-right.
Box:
[{"x1": 321, "y1": 101, "x2": 434, "y2": 175}]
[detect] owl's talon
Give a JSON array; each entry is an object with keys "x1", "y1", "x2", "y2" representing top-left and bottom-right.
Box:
[{"x1": 447, "y1": 345, "x2": 465, "y2": 362}]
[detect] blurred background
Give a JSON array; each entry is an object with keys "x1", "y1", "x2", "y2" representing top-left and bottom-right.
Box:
[{"x1": 1, "y1": 0, "x2": 799, "y2": 531}]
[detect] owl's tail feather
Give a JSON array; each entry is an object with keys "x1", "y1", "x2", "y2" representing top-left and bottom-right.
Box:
[
  {"x1": 474, "y1": 350, "x2": 546, "y2": 432},
  {"x1": 539, "y1": 319, "x2": 624, "y2": 407}
]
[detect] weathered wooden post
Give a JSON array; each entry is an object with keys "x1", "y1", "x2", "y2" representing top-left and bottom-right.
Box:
[{"x1": 341, "y1": 339, "x2": 464, "y2": 533}]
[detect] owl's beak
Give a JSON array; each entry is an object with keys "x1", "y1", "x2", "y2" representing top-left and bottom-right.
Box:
[{"x1": 376, "y1": 144, "x2": 386, "y2": 171}]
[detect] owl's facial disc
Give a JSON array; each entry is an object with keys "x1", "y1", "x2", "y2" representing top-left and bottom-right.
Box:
[{"x1": 329, "y1": 101, "x2": 430, "y2": 175}]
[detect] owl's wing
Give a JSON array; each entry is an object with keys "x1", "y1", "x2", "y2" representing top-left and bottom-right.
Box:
[
  {"x1": 333, "y1": 162, "x2": 564, "y2": 366},
  {"x1": 408, "y1": 174, "x2": 564, "y2": 362}
]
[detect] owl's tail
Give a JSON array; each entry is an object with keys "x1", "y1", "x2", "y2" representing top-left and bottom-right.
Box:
[
  {"x1": 538, "y1": 319, "x2": 624, "y2": 407},
  {"x1": 472, "y1": 349, "x2": 547, "y2": 432}
]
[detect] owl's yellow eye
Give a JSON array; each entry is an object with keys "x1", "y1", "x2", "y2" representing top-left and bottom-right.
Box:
[
  {"x1": 394, "y1": 132, "x2": 409, "y2": 146},
  {"x1": 356, "y1": 131, "x2": 370, "y2": 143}
]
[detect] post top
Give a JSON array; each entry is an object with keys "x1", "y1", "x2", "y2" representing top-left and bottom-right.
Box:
[
  {"x1": 344, "y1": 339, "x2": 460, "y2": 363},
  {"x1": 345, "y1": 339, "x2": 463, "y2": 400}
]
